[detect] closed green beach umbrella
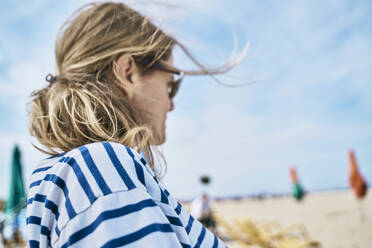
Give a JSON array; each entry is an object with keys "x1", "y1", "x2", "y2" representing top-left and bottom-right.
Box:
[
  {"x1": 5, "y1": 145, "x2": 27, "y2": 219},
  {"x1": 292, "y1": 182, "x2": 304, "y2": 201},
  {"x1": 289, "y1": 166, "x2": 305, "y2": 201}
]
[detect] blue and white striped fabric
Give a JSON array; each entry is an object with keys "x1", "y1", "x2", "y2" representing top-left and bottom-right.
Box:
[{"x1": 26, "y1": 142, "x2": 226, "y2": 248}]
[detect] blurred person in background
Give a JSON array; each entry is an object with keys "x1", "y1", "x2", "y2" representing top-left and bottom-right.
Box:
[
  {"x1": 190, "y1": 193, "x2": 217, "y2": 232},
  {"x1": 26, "y1": 2, "x2": 245, "y2": 247}
]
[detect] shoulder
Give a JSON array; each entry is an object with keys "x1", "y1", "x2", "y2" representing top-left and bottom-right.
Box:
[
  {"x1": 27, "y1": 142, "x2": 153, "y2": 225},
  {"x1": 27, "y1": 142, "x2": 160, "y2": 244}
]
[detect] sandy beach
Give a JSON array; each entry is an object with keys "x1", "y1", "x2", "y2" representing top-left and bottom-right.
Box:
[{"x1": 198, "y1": 190, "x2": 371, "y2": 248}]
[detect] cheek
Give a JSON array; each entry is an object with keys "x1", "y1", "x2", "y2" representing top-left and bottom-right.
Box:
[
  {"x1": 149, "y1": 82, "x2": 169, "y2": 108},
  {"x1": 132, "y1": 74, "x2": 170, "y2": 118},
  {"x1": 132, "y1": 86, "x2": 166, "y2": 119}
]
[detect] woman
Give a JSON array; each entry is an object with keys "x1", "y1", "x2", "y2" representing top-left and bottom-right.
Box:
[{"x1": 27, "y1": 2, "x2": 241, "y2": 247}]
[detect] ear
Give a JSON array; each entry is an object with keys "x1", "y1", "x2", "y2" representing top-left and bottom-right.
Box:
[{"x1": 113, "y1": 54, "x2": 140, "y2": 99}]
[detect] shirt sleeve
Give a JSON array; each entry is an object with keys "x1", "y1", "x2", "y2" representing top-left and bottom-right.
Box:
[{"x1": 54, "y1": 187, "x2": 183, "y2": 248}]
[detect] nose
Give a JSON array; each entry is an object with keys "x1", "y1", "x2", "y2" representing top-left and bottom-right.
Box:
[{"x1": 168, "y1": 98, "x2": 174, "y2": 112}]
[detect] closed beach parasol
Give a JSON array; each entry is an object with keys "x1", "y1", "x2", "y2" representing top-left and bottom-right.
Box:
[
  {"x1": 1, "y1": 145, "x2": 27, "y2": 246},
  {"x1": 5, "y1": 145, "x2": 27, "y2": 220},
  {"x1": 348, "y1": 149, "x2": 368, "y2": 223},
  {"x1": 348, "y1": 149, "x2": 368, "y2": 199},
  {"x1": 289, "y1": 166, "x2": 305, "y2": 201}
]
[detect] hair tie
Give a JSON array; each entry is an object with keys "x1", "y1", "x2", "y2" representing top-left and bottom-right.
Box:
[{"x1": 45, "y1": 73, "x2": 57, "y2": 84}]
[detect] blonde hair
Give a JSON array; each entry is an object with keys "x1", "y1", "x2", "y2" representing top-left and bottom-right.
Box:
[{"x1": 28, "y1": 2, "x2": 246, "y2": 172}]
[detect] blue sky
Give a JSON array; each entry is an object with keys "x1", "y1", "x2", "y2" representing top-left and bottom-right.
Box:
[{"x1": 0, "y1": 0, "x2": 371, "y2": 199}]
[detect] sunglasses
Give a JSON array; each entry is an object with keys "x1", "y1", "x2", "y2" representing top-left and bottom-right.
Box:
[{"x1": 138, "y1": 57, "x2": 184, "y2": 99}]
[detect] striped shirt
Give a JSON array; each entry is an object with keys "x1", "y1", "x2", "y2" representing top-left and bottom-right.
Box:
[{"x1": 26, "y1": 141, "x2": 226, "y2": 248}]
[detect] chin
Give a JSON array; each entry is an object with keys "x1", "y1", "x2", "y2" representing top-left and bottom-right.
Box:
[
  {"x1": 150, "y1": 129, "x2": 166, "y2": 145},
  {"x1": 150, "y1": 124, "x2": 166, "y2": 145},
  {"x1": 154, "y1": 135, "x2": 166, "y2": 145}
]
